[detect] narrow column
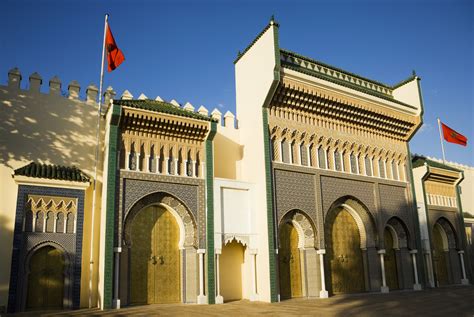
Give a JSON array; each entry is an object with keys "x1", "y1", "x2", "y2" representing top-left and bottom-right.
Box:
[
  {"x1": 191, "y1": 160, "x2": 196, "y2": 177},
  {"x1": 317, "y1": 249, "x2": 328, "y2": 298},
  {"x1": 197, "y1": 249, "x2": 207, "y2": 304},
  {"x1": 250, "y1": 249, "x2": 259, "y2": 301},
  {"x1": 125, "y1": 152, "x2": 130, "y2": 170},
  {"x1": 174, "y1": 158, "x2": 179, "y2": 176},
  {"x1": 145, "y1": 154, "x2": 150, "y2": 173},
  {"x1": 215, "y1": 249, "x2": 223, "y2": 304},
  {"x1": 459, "y1": 251, "x2": 469, "y2": 285},
  {"x1": 378, "y1": 249, "x2": 389, "y2": 293},
  {"x1": 135, "y1": 153, "x2": 140, "y2": 171},
  {"x1": 164, "y1": 157, "x2": 169, "y2": 175},
  {"x1": 410, "y1": 250, "x2": 422, "y2": 290},
  {"x1": 112, "y1": 247, "x2": 122, "y2": 309}
]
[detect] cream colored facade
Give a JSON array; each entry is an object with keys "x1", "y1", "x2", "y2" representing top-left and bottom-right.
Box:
[
  {"x1": 1, "y1": 19, "x2": 472, "y2": 314},
  {"x1": 0, "y1": 70, "x2": 109, "y2": 311}
]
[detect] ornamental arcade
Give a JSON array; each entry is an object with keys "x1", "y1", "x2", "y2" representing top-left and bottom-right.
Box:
[{"x1": 0, "y1": 19, "x2": 471, "y2": 314}]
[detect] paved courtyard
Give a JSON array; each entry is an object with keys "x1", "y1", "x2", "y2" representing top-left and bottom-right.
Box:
[{"x1": 8, "y1": 286, "x2": 474, "y2": 317}]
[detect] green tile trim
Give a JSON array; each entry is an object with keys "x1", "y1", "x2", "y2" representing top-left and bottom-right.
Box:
[
  {"x1": 262, "y1": 108, "x2": 278, "y2": 302},
  {"x1": 392, "y1": 75, "x2": 418, "y2": 89},
  {"x1": 206, "y1": 121, "x2": 217, "y2": 304},
  {"x1": 281, "y1": 49, "x2": 392, "y2": 90},
  {"x1": 412, "y1": 155, "x2": 462, "y2": 173},
  {"x1": 234, "y1": 18, "x2": 279, "y2": 64},
  {"x1": 281, "y1": 62, "x2": 417, "y2": 110},
  {"x1": 406, "y1": 143, "x2": 427, "y2": 287},
  {"x1": 113, "y1": 99, "x2": 216, "y2": 122},
  {"x1": 103, "y1": 103, "x2": 122, "y2": 309},
  {"x1": 14, "y1": 162, "x2": 90, "y2": 182}
]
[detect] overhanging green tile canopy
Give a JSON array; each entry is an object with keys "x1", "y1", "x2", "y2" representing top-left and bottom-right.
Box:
[{"x1": 14, "y1": 162, "x2": 90, "y2": 182}]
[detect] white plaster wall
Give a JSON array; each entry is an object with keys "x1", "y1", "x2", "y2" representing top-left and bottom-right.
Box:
[
  {"x1": 412, "y1": 165, "x2": 430, "y2": 249},
  {"x1": 392, "y1": 79, "x2": 423, "y2": 115},
  {"x1": 214, "y1": 178, "x2": 257, "y2": 301},
  {"x1": 234, "y1": 23, "x2": 278, "y2": 302}
]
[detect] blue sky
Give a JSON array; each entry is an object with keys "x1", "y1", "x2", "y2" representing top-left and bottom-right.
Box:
[{"x1": 1, "y1": 0, "x2": 472, "y2": 165}]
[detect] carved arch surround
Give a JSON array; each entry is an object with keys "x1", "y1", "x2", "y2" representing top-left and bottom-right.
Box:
[
  {"x1": 123, "y1": 191, "x2": 197, "y2": 248},
  {"x1": 279, "y1": 209, "x2": 317, "y2": 249},
  {"x1": 22, "y1": 241, "x2": 73, "y2": 310},
  {"x1": 385, "y1": 216, "x2": 413, "y2": 249},
  {"x1": 325, "y1": 197, "x2": 378, "y2": 249},
  {"x1": 433, "y1": 216, "x2": 458, "y2": 249}
]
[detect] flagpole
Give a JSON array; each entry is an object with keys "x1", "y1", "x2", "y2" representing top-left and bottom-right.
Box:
[
  {"x1": 437, "y1": 118, "x2": 447, "y2": 163},
  {"x1": 89, "y1": 13, "x2": 108, "y2": 309}
]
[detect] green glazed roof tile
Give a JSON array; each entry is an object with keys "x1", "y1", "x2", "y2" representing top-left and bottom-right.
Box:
[
  {"x1": 411, "y1": 154, "x2": 462, "y2": 173},
  {"x1": 113, "y1": 99, "x2": 216, "y2": 122},
  {"x1": 14, "y1": 162, "x2": 90, "y2": 182}
]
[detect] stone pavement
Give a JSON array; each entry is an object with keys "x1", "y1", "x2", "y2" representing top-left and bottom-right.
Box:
[{"x1": 8, "y1": 286, "x2": 474, "y2": 317}]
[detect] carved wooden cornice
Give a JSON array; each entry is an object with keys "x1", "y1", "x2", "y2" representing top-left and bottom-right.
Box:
[
  {"x1": 121, "y1": 107, "x2": 210, "y2": 143},
  {"x1": 271, "y1": 78, "x2": 420, "y2": 141}
]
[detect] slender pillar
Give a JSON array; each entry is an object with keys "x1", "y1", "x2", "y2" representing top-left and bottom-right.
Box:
[
  {"x1": 215, "y1": 250, "x2": 223, "y2": 304},
  {"x1": 135, "y1": 153, "x2": 140, "y2": 171},
  {"x1": 112, "y1": 247, "x2": 122, "y2": 308},
  {"x1": 174, "y1": 158, "x2": 179, "y2": 176},
  {"x1": 191, "y1": 160, "x2": 196, "y2": 177},
  {"x1": 165, "y1": 157, "x2": 169, "y2": 175},
  {"x1": 145, "y1": 155, "x2": 150, "y2": 173},
  {"x1": 197, "y1": 249, "x2": 207, "y2": 304},
  {"x1": 410, "y1": 250, "x2": 422, "y2": 290},
  {"x1": 459, "y1": 251, "x2": 469, "y2": 285},
  {"x1": 250, "y1": 249, "x2": 259, "y2": 301},
  {"x1": 317, "y1": 249, "x2": 328, "y2": 298},
  {"x1": 378, "y1": 249, "x2": 389, "y2": 293},
  {"x1": 125, "y1": 152, "x2": 130, "y2": 170}
]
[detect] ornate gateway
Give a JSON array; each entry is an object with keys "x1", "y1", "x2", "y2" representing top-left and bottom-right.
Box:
[
  {"x1": 26, "y1": 246, "x2": 65, "y2": 310},
  {"x1": 384, "y1": 228, "x2": 399, "y2": 290},
  {"x1": 328, "y1": 208, "x2": 365, "y2": 294},
  {"x1": 279, "y1": 222, "x2": 302, "y2": 299},
  {"x1": 432, "y1": 225, "x2": 449, "y2": 286},
  {"x1": 130, "y1": 205, "x2": 180, "y2": 304}
]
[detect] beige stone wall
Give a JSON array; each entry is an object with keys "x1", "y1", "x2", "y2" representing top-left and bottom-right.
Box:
[{"x1": 0, "y1": 70, "x2": 105, "y2": 309}]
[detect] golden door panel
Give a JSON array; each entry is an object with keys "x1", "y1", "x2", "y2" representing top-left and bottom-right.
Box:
[
  {"x1": 433, "y1": 226, "x2": 449, "y2": 286},
  {"x1": 27, "y1": 246, "x2": 64, "y2": 310},
  {"x1": 329, "y1": 208, "x2": 365, "y2": 294},
  {"x1": 130, "y1": 206, "x2": 156, "y2": 305},
  {"x1": 130, "y1": 205, "x2": 180, "y2": 304},
  {"x1": 384, "y1": 229, "x2": 399, "y2": 290},
  {"x1": 153, "y1": 207, "x2": 180, "y2": 304},
  {"x1": 278, "y1": 222, "x2": 302, "y2": 299}
]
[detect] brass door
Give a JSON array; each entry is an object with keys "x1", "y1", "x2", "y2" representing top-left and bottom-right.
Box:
[
  {"x1": 384, "y1": 228, "x2": 399, "y2": 290},
  {"x1": 26, "y1": 246, "x2": 64, "y2": 310},
  {"x1": 279, "y1": 222, "x2": 302, "y2": 299},
  {"x1": 130, "y1": 205, "x2": 180, "y2": 304},
  {"x1": 329, "y1": 208, "x2": 365, "y2": 294},
  {"x1": 433, "y1": 225, "x2": 449, "y2": 286}
]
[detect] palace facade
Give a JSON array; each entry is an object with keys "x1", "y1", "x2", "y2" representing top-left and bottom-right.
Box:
[{"x1": 0, "y1": 19, "x2": 471, "y2": 313}]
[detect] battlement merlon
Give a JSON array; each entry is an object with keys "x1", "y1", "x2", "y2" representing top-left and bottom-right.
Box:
[{"x1": 5, "y1": 67, "x2": 111, "y2": 106}]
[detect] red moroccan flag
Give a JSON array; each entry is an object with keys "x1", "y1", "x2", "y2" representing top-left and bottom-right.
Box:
[
  {"x1": 105, "y1": 23, "x2": 125, "y2": 72},
  {"x1": 441, "y1": 122, "x2": 467, "y2": 146}
]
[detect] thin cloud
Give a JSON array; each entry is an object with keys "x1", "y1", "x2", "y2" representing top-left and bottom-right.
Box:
[
  {"x1": 419, "y1": 123, "x2": 432, "y2": 133},
  {"x1": 217, "y1": 103, "x2": 225, "y2": 109}
]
